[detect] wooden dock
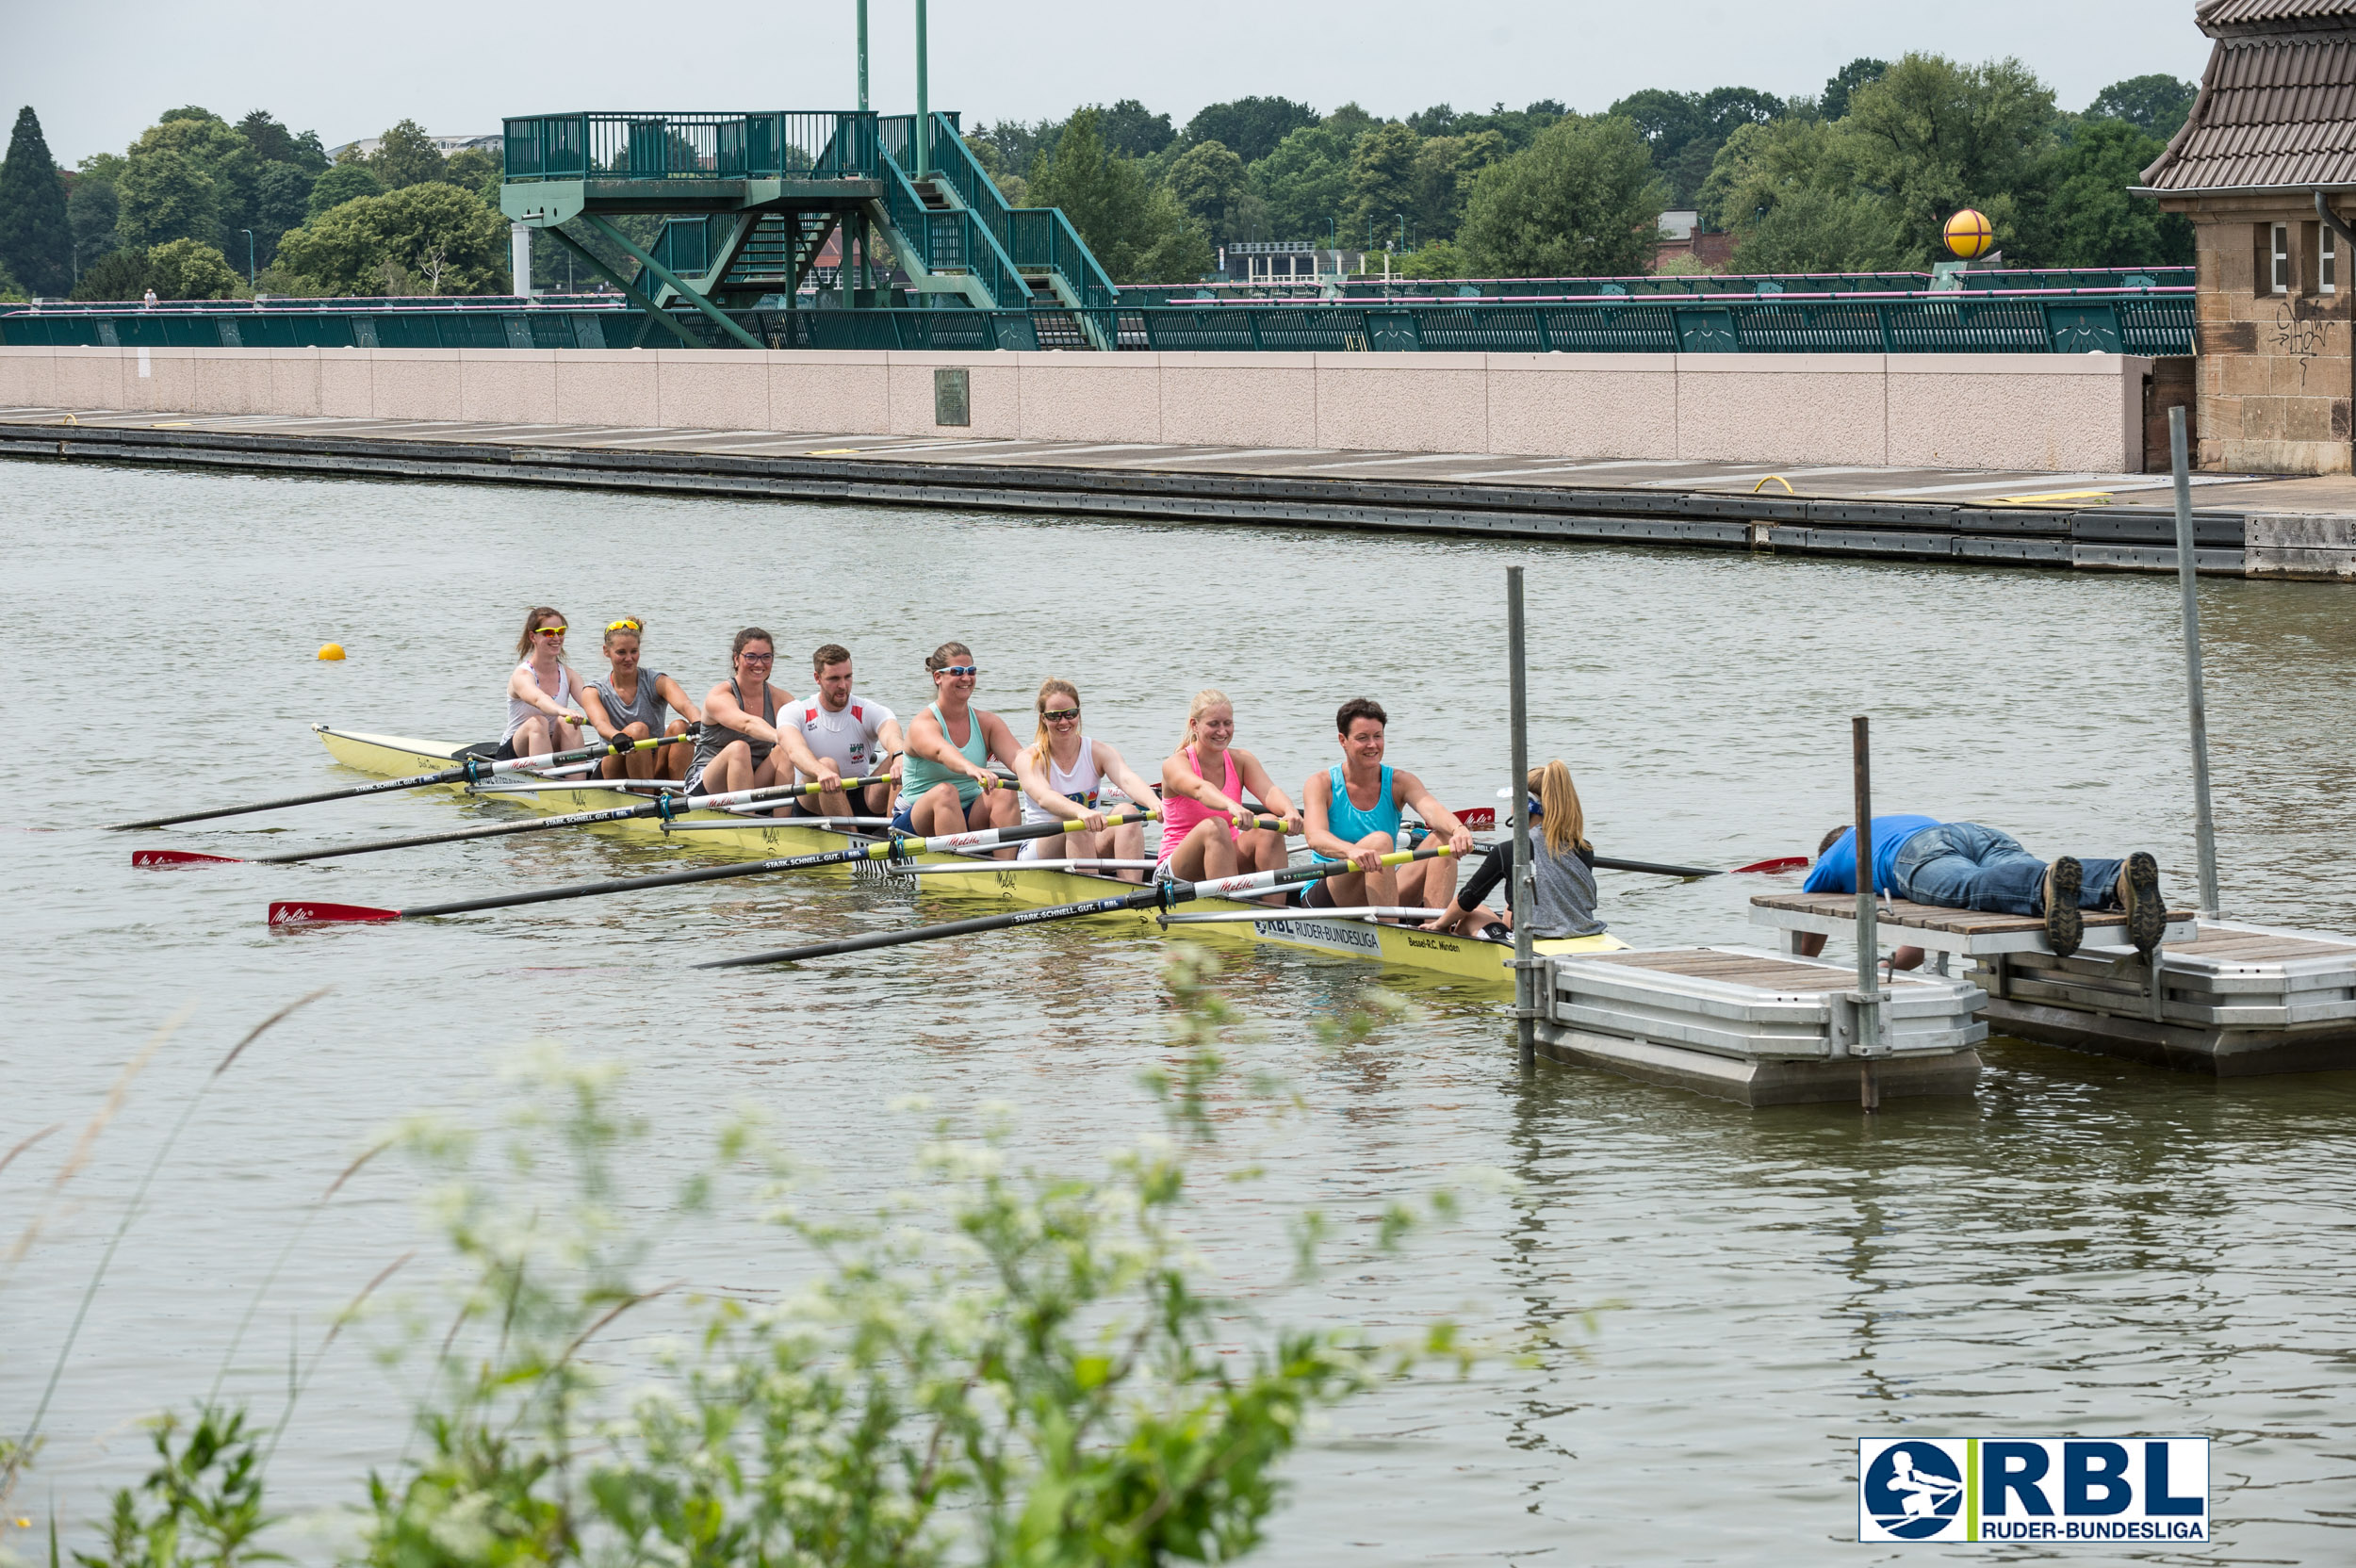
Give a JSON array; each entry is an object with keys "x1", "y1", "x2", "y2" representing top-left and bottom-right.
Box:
[
  {"x1": 1536, "y1": 945, "x2": 1985, "y2": 1106},
  {"x1": 1747, "y1": 893, "x2": 2356, "y2": 1075}
]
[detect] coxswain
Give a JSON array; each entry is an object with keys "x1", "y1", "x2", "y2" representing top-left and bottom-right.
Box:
[{"x1": 1421, "y1": 760, "x2": 1609, "y2": 940}]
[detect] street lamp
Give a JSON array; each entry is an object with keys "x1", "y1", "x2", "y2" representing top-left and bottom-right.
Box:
[{"x1": 241, "y1": 228, "x2": 256, "y2": 288}]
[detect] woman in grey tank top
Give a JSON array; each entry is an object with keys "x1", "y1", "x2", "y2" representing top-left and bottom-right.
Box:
[
  {"x1": 686, "y1": 626, "x2": 838, "y2": 803},
  {"x1": 583, "y1": 618, "x2": 702, "y2": 781}
]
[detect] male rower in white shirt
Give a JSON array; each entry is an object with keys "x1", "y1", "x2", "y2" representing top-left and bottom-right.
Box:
[{"x1": 784, "y1": 642, "x2": 906, "y2": 821}]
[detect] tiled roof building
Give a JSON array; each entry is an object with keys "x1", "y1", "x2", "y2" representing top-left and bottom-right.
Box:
[{"x1": 2144, "y1": 0, "x2": 2356, "y2": 473}]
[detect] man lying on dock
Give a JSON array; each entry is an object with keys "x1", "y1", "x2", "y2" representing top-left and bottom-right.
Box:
[{"x1": 1793, "y1": 815, "x2": 2165, "y2": 963}]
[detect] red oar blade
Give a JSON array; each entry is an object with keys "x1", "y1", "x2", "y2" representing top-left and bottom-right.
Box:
[
  {"x1": 133, "y1": 849, "x2": 244, "y2": 867},
  {"x1": 1456, "y1": 808, "x2": 1497, "y2": 830},
  {"x1": 269, "y1": 901, "x2": 401, "y2": 926},
  {"x1": 1730, "y1": 856, "x2": 1810, "y2": 875}
]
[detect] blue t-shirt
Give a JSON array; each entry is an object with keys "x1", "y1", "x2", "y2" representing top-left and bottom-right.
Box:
[{"x1": 1802, "y1": 815, "x2": 1939, "y2": 895}]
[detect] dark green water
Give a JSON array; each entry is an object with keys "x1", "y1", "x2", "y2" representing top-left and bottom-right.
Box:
[{"x1": 6, "y1": 459, "x2": 2353, "y2": 1564}]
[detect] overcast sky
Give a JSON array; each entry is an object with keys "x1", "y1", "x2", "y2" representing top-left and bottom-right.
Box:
[{"x1": 5, "y1": 0, "x2": 2212, "y2": 165}]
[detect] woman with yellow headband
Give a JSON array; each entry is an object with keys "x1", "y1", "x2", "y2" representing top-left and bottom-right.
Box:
[{"x1": 583, "y1": 616, "x2": 701, "y2": 781}]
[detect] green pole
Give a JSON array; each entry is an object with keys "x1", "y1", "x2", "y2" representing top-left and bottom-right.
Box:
[
  {"x1": 915, "y1": 0, "x2": 929, "y2": 178},
  {"x1": 857, "y1": 0, "x2": 869, "y2": 109}
]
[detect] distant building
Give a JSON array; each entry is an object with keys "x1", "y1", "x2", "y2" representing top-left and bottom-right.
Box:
[
  {"x1": 2141, "y1": 0, "x2": 2356, "y2": 475},
  {"x1": 1219, "y1": 240, "x2": 1367, "y2": 284},
  {"x1": 327, "y1": 133, "x2": 500, "y2": 161},
  {"x1": 1652, "y1": 210, "x2": 1735, "y2": 273}
]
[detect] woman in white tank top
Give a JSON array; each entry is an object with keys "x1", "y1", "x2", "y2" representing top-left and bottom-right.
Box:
[
  {"x1": 500, "y1": 605, "x2": 588, "y2": 760},
  {"x1": 1011, "y1": 678, "x2": 1166, "y2": 882}
]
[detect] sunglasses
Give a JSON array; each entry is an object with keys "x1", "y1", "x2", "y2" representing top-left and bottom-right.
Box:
[
  {"x1": 939, "y1": 664, "x2": 980, "y2": 678},
  {"x1": 1041, "y1": 707, "x2": 1081, "y2": 722},
  {"x1": 606, "y1": 619, "x2": 642, "y2": 633},
  {"x1": 533, "y1": 626, "x2": 567, "y2": 637}
]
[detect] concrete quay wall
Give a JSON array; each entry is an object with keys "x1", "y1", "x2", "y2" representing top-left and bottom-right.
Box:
[{"x1": 0, "y1": 345, "x2": 2151, "y2": 474}]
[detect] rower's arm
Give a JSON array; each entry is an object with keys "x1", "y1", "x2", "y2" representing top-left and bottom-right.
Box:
[
  {"x1": 1398, "y1": 770, "x2": 1474, "y2": 853},
  {"x1": 703, "y1": 682, "x2": 778, "y2": 745},
  {"x1": 1091, "y1": 743, "x2": 1164, "y2": 819},
  {"x1": 511, "y1": 665, "x2": 584, "y2": 722},
  {"x1": 1160, "y1": 752, "x2": 1239, "y2": 816},
  {"x1": 1233, "y1": 751, "x2": 1300, "y2": 830},
  {"x1": 580, "y1": 684, "x2": 622, "y2": 739},
  {"x1": 908, "y1": 709, "x2": 990, "y2": 783},
  {"x1": 765, "y1": 687, "x2": 836, "y2": 780},
  {"x1": 875, "y1": 715, "x2": 908, "y2": 759},
  {"x1": 655, "y1": 674, "x2": 702, "y2": 725},
  {"x1": 1011, "y1": 748, "x2": 1089, "y2": 823},
  {"x1": 1300, "y1": 773, "x2": 1358, "y2": 859}
]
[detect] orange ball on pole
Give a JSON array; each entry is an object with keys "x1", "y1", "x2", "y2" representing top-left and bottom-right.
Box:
[{"x1": 1943, "y1": 208, "x2": 1995, "y2": 261}]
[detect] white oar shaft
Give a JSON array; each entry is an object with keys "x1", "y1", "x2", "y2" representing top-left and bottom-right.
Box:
[
  {"x1": 892, "y1": 858, "x2": 1161, "y2": 874},
  {"x1": 1160, "y1": 906, "x2": 1446, "y2": 925}
]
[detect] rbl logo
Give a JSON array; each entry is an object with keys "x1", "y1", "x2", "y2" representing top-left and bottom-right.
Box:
[{"x1": 1858, "y1": 1438, "x2": 2208, "y2": 1544}]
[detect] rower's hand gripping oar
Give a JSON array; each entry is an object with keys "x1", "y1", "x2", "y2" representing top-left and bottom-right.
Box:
[
  {"x1": 697, "y1": 845, "x2": 1454, "y2": 969},
  {"x1": 110, "y1": 731, "x2": 686, "y2": 832},
  {"x1": 137, "y1": 775, "x2": 891, "y2": 868},
  {"x1": 265, "y1": 807, "x2": 1162, "y2": 926}
]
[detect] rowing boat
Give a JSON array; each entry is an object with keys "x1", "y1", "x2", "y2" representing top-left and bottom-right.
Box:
[{"x1": 309, "y1": 724, "x2": 1628, "y2": 987}]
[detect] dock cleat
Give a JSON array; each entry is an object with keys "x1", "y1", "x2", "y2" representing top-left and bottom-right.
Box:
[
  {"x1": 2120, "y1": 851, "x2": 2165, "y2": 957},
  {"x1": 2043, "y1": 856, "x2": 2084, "y2": 956}
]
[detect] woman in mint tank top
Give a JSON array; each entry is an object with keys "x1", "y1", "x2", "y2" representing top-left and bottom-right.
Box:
[
  {"x1": 1299, "y1": 696, "x2": 1477, "y2": 913},
  {"x1": 894, "y1": 641, "x2": 1026, "y2": 849}
]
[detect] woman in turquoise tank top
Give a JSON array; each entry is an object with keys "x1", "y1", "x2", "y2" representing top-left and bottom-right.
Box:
[
  {"x1": 894, "y1": 641, "x2": 1024, "y2": 848},
  {"x1": 1300, "y1": 696, "x2": 1476, "y2": 912}
]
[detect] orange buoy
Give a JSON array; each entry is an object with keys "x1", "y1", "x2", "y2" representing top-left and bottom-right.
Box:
[
  {"x1": 1943, "y1": 209, "x2": 1994, "y2": 261},
  {"x1": 317, "y1": 643, "x2": 346, "y2": 662}
]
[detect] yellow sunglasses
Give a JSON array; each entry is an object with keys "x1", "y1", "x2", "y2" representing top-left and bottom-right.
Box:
[
  {"x1": 533, "y1": 625, "x2": 568, "y2": 637},
  {"x1": 607, "y1": 618, "x2": 642, "y2": 633}
]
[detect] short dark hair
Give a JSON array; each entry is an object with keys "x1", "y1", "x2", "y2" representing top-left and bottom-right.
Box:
[
  {"x1": 812, "y1": 643, "x2": 851, "y2": 672},
  {"x1": 1336, "y1": 697, "x2": 1387, "y2": 735},
  {"x1": 1818, "y1": 825, "x2": 1849, "y2": 858}
]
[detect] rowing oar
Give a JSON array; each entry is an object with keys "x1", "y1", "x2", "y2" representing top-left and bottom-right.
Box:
[
  {"x1": 137, "y1": 775, "x2": 892, "y2": 868},
  {"x1": 697, "y1": 844, "x2": 1452, "y2": 969},
  {"x1": 264, "y1": 807, "x2": 1164, "y2": 926},
  {"x1": 110, "y1": 734, "x2": 683, "y2": 833},
  {"x1": 1449, "y1": 806, "x2": 1806, "y2": 878}
]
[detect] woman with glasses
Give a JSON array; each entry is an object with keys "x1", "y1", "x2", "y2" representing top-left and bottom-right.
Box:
[
  {"x1": 685, "y1": 626, "x2": 838, "y2": 802},
  {"x1": 894, "y1": 642, "x2": 1023, "y2": 844},
  {"x1": 500, "y1": 606, "x2": 588, "y2": 760},
  {"x1": 583, "y1": 617, "x2": 702, "y2": 782},
  {"x1": 1010, "y1": 678, "x2": 1165, "y2": 883}
]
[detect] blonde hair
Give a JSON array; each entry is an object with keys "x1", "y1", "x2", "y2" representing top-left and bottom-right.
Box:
[
  {"x1": 1178, "y1": 689, "x2": 1232, "y2": 753},
  {"x1": 602, "y1": 616, "x2": 645, "y2": 653},
  {"x1": 1029, "y1": 678, "x2": 1080, "y2": 767},
  {"x1": 1530, "y1": 760, "x2": 1589, "y2": 858}
]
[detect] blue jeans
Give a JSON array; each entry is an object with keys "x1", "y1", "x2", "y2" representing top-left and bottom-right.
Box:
[{"x1": 1890, "y1": 823, "x2": 2120, "y2": 916}]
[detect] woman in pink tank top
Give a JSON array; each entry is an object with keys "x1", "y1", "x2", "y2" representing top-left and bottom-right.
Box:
[{"x1": 1158, "y1": 689, "x2": 1300, "y2": 884}]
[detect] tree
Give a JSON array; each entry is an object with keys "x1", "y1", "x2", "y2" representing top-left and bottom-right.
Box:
[
  {"x1": 1458, "y1": 113, "x2": 1668, "y2": 277},
  {"x1": 1407, "y1": 101, "x2": 1567, "y2": 154},
  {"x1": 1166, "y1": 139, "x2": 1247, "y2": 249},
  {"x1": 0, "y1": 106, "x2": 73, "y2": 297},
  {"x1": 1395, "y1": 237, "x2": 1469, "y2": 279},
  {"x1": 442, "y1": 146, "x2": 502, "y2": 204},
  {"x1": 146, "y1": 237, "x2": 240, "y2": 299},
  {"x1": 1842, "y1": 53, "x2": 2057, "y2": 259},
  {"x1": 275, "y1": 181, "x2": 509, "y2": 295},
  {"x1": 2086, "y1": 74, "x2": 2199, "y2": 140},
  {"x1": 1249, "y1": 122, "x2": 1350, "y2": 239},
  {"x1": 1702, "y1": 118, "x2": 1903, "y2": 272},
  {"x1": 1028, "y1": 107, "x2": 1211, "y2": 284},
  {"x1": 235, "y1": 108, "x2": 301, "y2": 167},
  {"x1": 250, "y1": 162, "x2": 315, "y2": 264},
  {"x1": 369, "y1": 120, "x2": 447, "y2": 189},
  {"x1": 0, "y1": 254, "x2": 23, "y2": 301},
  {"x1": 70, "y1": 245, "x2": 152, "y2": 302},
  {"x1": 1097, "y1": 98, "x2": 1175, "y2": 158},
  {"x1": 1608, "y1": 86, "x2": 1786, "y2": 208},
  {"x1": 1321, "y1": 102, "x2": 1378, "y2": 146},
  {"x1": 1820, "y1": 57, "x2": 1890, "y2": 121},
  {"x1": 1181, "y1": 96, "x2": 1318, "y2": 165},
  {"x1": 1409, "y1": 130, "x2": 1505, "y2": 243},
  {"x1": 115, "y1": 147, "x2": 219, "y2": 251},
  {"x1": 67, "y1": 172, "x2": 120, "y2": 263},
  {"x1": 1344, "y1": 122, "x2": 1421, "y2": 247},
  {"x1": 307, "y1": 161, "x2": 384, "y2": 218},
  {"x1": 2017, "y1": 118, "x2": 2193, "y2": 267}
]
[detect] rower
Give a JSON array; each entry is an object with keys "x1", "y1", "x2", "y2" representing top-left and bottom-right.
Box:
[
  {"x1": 685, "y1": 627, "x2": 840, "y2": 802},
  {"x1": 783, "y1": 642, "x2": 904, "y2": 822},
  {"x1": 1299, "y1": 697, "x2": 1473, "y2": 912},
  {"x1": 1156, "y1": 689, "x2": 1299, "y2": 885},
  {"x1": 1011, "y1": 679, "x2": 1167, "y2": 883},
  {"x1": 894, "y1": 642, "x2": 1024, "y2": 850},
  {"x1": 583, "y1": 616, "x2": 700, "y2": 782},
  {"x1": 500, "y1": 606, "x2": 587, "y2": 760},
  {"x1": 1422, "y1": 760, "x2": 1609, "y2": 941}
]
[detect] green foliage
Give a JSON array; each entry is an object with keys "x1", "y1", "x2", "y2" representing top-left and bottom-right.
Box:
[
  {"x1": 368, "y1": 120, "x2": 447, "y2": 190},
  {"x1": 1702, "y1": 118, "x2": 1902, "y2": 271},
  {"x1": 441, "y1": 148, "x2": 502, "y2": 205},
  {"x1": 1029, "y1": 108, "x2": 1211, "y2": 285},
  {"x1": 305, "y1": 162, "x2": 383, "y2": 220},
  {"x1": 1394, "y1": 237, "x2": 1469, "y2": 280},
  {"x1": 247, "y1": 165, "x2": 313, "y2": 266},
  {"x1": 1095, "y1": 99, "x2": 1175, "y2": 159},
  {"x1": 117, "y1": 112, "x2": 246, "y2": 252},
  {"x1": 1249, "y1": 123, "x2": 1351, "y2": 240},
  {"x1": 1606, "y1": 86, "x2": 1786, "y2": 208},
  {"x1": 1404, "y1": 102, "x2": 1567, "y2": 155},
  {"x1": 68, "y1": 172, "x2": 121, "y2": 259},
  {"x1": 276, "y1": 182, "x2": 506, "y2": 296},
  {"x1": 232, "y1": 110, "x2": 323, "y2": 172},
  {"x1": 1165, "y1": 139, "x2": 1248, "y2": 251},
  {"x1": 0, "y1": 106, "x2": 73, "y2": 297},
  {"x1": 1344, "y1": 123, "x2": 1421, "y2": 247},
  {"x1": 145, "y1": 238, "x2": 239, "y2": 300},
  {"x1": 1181, "y1": 97, "x2": 1319, "y2": 165},
  {"x1": 2086, "y1": 74, "x2": 2198, "y2": 141},
  {"x1": 2017, "y1": 118, "x2": 2193, "y2": 268},
  {"x1": 1842, "y1": 53, "x2": 2058, "y2": 261},
  {"x1": 1819, "y1": 57, "x2": 1890, "y2": 122},
  {"x1": 74, "y1": 1407, "x2": 281, "y2": 1568},
  {"x1": 1459, "y1": 114, "x2": 1669, "y2": 278},
  {"x1": 1407, "y1": 131, "x2": 1504, "y2": 244},
  {"x1": 70, "y1": 245, "x2": 152, "y2": 302}
]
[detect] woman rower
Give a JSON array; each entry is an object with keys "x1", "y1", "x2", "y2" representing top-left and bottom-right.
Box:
[
  {"x1": 1156, "y1": 689, "x2": 1299, "y2": 885},
  {"x1": 895, "y1": 643, "x2": 1024, "y2": 848},
  {"x1": 583, "y1": 617, "x2": 700, "y2": 782},
  {"x1": 685, "y1": 627, "x2": 838, "y2": 802},
  {"x1": 1421, "y1": 760, "x2": 1608, "y2": 942},
  {"x1": 500, "y1": 606, "x2": 588, "y2": 760},
  {"x1": 1011, "y1": 679, "x2": 1166, "y2": 883}
]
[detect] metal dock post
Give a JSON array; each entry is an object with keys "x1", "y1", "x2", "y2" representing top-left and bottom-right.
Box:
[
  {"x1": 1853, "y1": 716, "x2": 1882, "y2": 1111},
  {"x1": 2170, "y1": 404, "x2": 2221, "y2": 920},
  {"x1": 1509, "y1": 565, "x2": 1535, "y2": 1073}
]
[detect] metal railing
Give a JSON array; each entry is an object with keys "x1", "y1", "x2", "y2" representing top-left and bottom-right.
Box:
[
  {"x1": 875, "y1": 146, "x2": 1026, "y2": 310},
  {"x1": 502, "y1": 112, "x2": 879, "y2": 182},
  {"x1": 1119, "y1": 266, "x2": 2195, "y2": 306},
  {"x1": 925, "y1": 117, "x2": 1118, "y2": 311}
]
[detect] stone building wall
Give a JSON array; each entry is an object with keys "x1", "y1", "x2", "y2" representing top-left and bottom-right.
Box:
[{"x1": 2190, "y1": 198, "x2": 2354, "y2": 475}]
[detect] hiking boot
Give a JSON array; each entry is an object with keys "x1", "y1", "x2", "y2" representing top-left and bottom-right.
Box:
[
  {"x1": 2120, "y1": 851, "x2": 2165, "y2": 957},
  {"x1": 2043, "y1": 856, "x2": 2084, "y2": 957}
]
